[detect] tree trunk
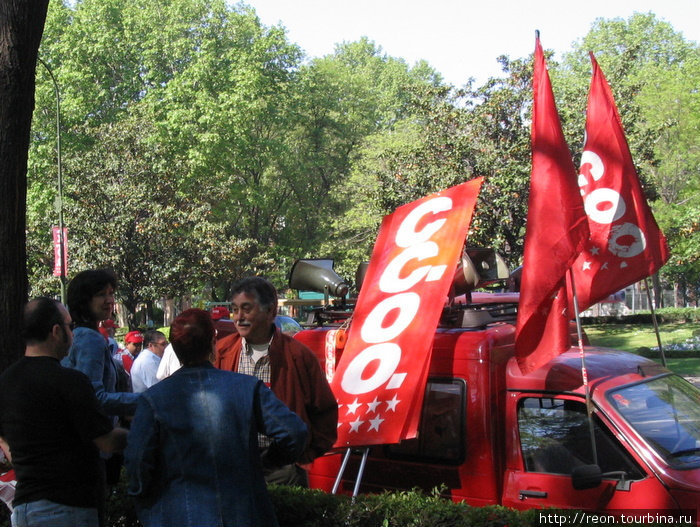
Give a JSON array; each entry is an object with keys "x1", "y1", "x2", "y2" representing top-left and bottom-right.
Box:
[
  {"x1": 163, "y1": 297, "x2": 176, "y2": 327},
  {"x1": 651, "y1": 273, "x2": 663, "y2": 309},
  {"x1": 0, "y1": 0, "x2": 50, "y2": 372},
  {"x1": 115, "y1": 302, "x2": 129, "y2": 331}
]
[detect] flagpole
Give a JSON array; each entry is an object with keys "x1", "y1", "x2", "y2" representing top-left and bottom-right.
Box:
[
  {"x1": 644, "y1": 277, "x2": 667, "y2": 367},
  {"x1": 568, "y1": 268, "x2": 598, "y2": 465}
]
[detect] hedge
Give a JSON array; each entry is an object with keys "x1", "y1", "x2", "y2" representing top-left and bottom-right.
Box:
[
  {"x1": 0, "y1": 482, "x2": 677, "y2": 527},
  {"x1": 582, "y1": 307, "x2": 700, "y2": 325},
  {"x1": 99, "y1": 480, "x2": 666, "y2": 527}
]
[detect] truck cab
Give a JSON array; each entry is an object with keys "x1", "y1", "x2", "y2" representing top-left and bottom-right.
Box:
[{"x1": 295, "y1": 287, "x2": 700, "y2": 521}]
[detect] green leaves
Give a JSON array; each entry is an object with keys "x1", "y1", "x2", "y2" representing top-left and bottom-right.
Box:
[{"x1": 27, "y1": 4, "x2": 700, "y2": 309}]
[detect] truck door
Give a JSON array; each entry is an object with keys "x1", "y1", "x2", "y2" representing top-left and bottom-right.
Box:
[{"x1": 502, "y1": 395, "x2": 675, "y2": 512}]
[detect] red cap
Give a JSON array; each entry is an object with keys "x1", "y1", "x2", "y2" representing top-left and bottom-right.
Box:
[
  {"x1": 210, "y1": 306, "x2": 230, "y2": 321},
  {"x1": 100, "y1": 319, "x2": 119, "y2": 329},
  {"x1": 124, "y1": 330, "x2": 144, "y2": 344}
]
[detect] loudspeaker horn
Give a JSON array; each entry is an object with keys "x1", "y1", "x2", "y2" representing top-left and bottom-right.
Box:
[
  {"x1": 451, "y1": 247, "x2": 510, "y2": 297},
  {"x1": 289, "y1": 259, "x2": 349, "y2": 298}
]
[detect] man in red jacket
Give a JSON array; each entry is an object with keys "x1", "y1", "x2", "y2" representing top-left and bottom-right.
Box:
[{"x1": 215, "y1": 277, "x2": 337, "y2": 486}]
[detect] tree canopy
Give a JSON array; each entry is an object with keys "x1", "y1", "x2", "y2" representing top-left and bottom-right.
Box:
[{"x1": 25, "y1": 4, "x2": 700, "y2": 321}]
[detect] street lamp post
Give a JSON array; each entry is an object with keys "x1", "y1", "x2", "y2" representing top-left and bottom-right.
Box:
[{"x1": 37, "y1": 57, "x2": 66, "y2": 303}]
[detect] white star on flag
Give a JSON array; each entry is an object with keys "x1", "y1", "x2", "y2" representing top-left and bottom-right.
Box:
[
  {"x1": 345, "y1": 398, "x2": 362, "y2": 415},
  {"x1": 349, "y1": 416, "x2": 364, "y2": 433},
  {"x1": 601, "y1": 262, "x2": 609, "y2": 270},
  {"x1": 368, "y1": 415, "x2": 385, "y2": 432},
  {"x1": 366, "y1": 397, "x2": 381, "y2": 414},
  {"x1": 589, "y1": 246, "x2": 600, "y2": 255},
  {"x1": 385, "y1": 395, "x2": 400, "y2": 412},
  {"x1": 620, "y1": 262, "x2": 628, "y2": 268},
  {"x1": 582, "y1": 261, "x2": 592, "y2": 271}
]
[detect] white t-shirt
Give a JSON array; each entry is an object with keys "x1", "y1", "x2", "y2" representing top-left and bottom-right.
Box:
[
  {"x1": 130, "y1": 349, "x2": 162, "y2": 393},
  {"x1": 156, "y1": 344, "x2": 181, "y2": 381}
]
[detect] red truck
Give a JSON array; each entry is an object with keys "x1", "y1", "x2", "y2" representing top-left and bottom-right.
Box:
[{"x1": 290, "y1": 259, "x2": 700, "y2": 522}]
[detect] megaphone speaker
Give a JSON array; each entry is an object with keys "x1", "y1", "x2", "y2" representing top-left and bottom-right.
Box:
[{"x1": 289, "y1": 259, "x2": 349, "y2": 298}]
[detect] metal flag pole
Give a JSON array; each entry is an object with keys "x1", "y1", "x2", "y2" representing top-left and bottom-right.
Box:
[
  {"x1": 644, "y1": 277, "x2": 667, "y2": 367},
  {"x1": 568, "y1": 269, "x2": 598, "y2": 465},
  {"x1": 38, "y1": 57, "x2": 66, "y2": 304},
  {"x1": 331, "y1": 447, "x2": 370, "y2": 501}
]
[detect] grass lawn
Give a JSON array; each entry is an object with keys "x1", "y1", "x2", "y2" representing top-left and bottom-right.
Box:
[{"x1": 584, "y1": 321, "x2": 700, "y2": 377}]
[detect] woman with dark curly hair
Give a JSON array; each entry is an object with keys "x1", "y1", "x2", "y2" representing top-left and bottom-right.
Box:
[
  {"x1": 61, "y1": 269, "x2": 139, "y2": 416},
  {"x1": 125, "y1": 308, "x2": 308, "y2": 527}
]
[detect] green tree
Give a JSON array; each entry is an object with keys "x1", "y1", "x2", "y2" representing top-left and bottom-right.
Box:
[
  {"x1": 558, "y1": 13, "x2": 700, "y2": 304},
  {"x1": 462, "y1": 54, "x2": 533, "y2": 261},
  {"x1": 60, "y1": 113, "x2": 249, "y2": 327},
  {"x1": 326, "y1": 53, "x2": 535, "y2": 278},
  {"x1": 558, "y1": 12, "x2": 697, "y2": 169},
  {"x1": 29, "y1": 0, "x2": 303, "y2": 300},
  {"x1": 288, "y1": 40, "x2": 441, "y2": 274},
  {"x1": 136, "y1": 1, "x2": 305, "y2": 290}
]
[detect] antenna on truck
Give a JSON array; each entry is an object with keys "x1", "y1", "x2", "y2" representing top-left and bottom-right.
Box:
[{"x1": 569, "y1": 269, "x2": 598, "y2": 466}]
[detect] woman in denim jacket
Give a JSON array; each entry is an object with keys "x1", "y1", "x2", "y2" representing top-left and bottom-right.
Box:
[
  {"x1": 61, "y1": 269, "x2": 140, "y2": 417},
  {"x1": 124, "y1": 309, "x2": 308, "y2": 527}
]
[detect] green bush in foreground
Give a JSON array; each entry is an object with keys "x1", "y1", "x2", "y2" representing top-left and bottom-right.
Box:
[
  {"x1": 268, "y1": 486, "x2": 676, "y2": 527},
  {"x1": 269, "y1": 486, "x2": 683, "y2": 527},
  {"x1": 94, "y1": 474, "x2": 677, "y2": 526},
  {"x1": 270, "y1": 485, "x2": 530, "y2": 527},
  {"x1": 0, "y1": 483, "x2": 681, "y2": 527}
]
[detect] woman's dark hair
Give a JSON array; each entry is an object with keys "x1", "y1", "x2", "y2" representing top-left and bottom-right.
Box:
[
  {"x1": 170, "y1": 309, "x2": 215, "y2": 366},
  {"x1": 66, "y1": 269, "x2": 117, "y2": 328},
  {"x1": 22, "y1": 297, "x2": 65, "y2": 345}
]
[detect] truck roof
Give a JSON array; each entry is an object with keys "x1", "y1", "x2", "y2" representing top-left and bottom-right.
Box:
[{"x1": 505, "y1": 347, "x2": 669, "y2": 393}]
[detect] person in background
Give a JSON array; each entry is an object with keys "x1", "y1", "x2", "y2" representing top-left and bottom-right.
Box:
[
  {"x1": 99, "y1": 319, "x2": 131, "y2": 395},
  {"x1": 124, "y1": 309, "x2": 307, "y2": 527},
  {"x1": 114, "y1": 331, "x2": 143, "y2": 375},
  {"x1": 215, "y1": 277, "x2": 337, "y2": 486},
  {"x1": 130, "y1": 330, "x2": 167, "y2": 393},
  {"x1": 62, "y1": 269, "x2": 140, "y2": 417},
  {"x1": 0, "y1": 298, "x2": 127, "y2": 527},
  {"x1": 98, "y1": 319, "x2": 120, "y2": 357},
  {"x1": 60, "y1": 270, "x2": 141, "y2": 524},
  {"x1": 156, "y1": 307, "x2": 234, "y2": 381},
  {"x1": 0, "y1": 442, "x2": 15, "y2": 514},
  {"x1": 154, "y1": 342, "x2": 178, "y2": 382}
]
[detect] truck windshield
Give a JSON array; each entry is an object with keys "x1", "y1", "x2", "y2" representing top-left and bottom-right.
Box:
[{"x1": 607, "y1": 375, "x2": 700, "y2": 470}]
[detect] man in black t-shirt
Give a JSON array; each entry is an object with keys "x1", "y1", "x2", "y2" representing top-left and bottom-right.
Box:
[{"x1": 0, "y1": 298, "x2": 128, "y2": 527}]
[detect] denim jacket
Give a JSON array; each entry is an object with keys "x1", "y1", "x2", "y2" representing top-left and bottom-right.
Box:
[
  {"x1": 61, "y1": 327, "x2": 139, "y2": 416},
  {"x1": 124, "y1": 363, "x2": 308, "y2": 527}
]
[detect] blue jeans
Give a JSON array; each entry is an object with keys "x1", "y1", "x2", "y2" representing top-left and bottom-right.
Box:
[{"x1": 11, "y1": 499, "x2": 99, "y2": 527}]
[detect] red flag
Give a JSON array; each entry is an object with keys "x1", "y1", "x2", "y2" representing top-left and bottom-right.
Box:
[
  {"x1": 571, "y1": 54, "x2": 669, "y2": 311},
  {"x1": 515, "y1": 36, "x2": 589, "y2": 374},
  {"x1": 331, "y1": 178, "x2": 482, "y2": 446},
  {"x1": 52, "y1": 227, "x2": 69, "y2": 277}
]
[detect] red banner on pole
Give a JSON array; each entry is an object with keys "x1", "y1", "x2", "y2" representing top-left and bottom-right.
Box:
[
  {"x1": 331, "y1": 178, "x2": 483, "y2": 447},
  {"x1": 514, "y1": 36, "x2": 589, "y2": 375},
  {"x1": 52, "y1": 227, "x2": 68, "y2": 277},
  {"x1": 570, "y1": 54, "x2": 669, "y2": 311}
]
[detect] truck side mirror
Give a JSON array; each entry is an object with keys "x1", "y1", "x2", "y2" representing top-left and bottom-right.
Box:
[{"x1": 571, "y1": 464, "x2": 602, "y2": 490}]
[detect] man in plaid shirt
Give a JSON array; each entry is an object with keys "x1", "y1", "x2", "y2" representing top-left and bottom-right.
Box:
[{"x1": 215, "y1": 277, "x2": 338, "y2": 486}]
